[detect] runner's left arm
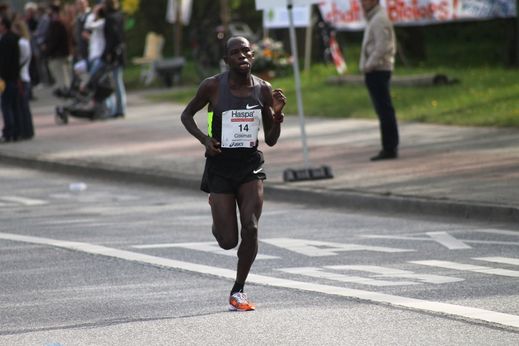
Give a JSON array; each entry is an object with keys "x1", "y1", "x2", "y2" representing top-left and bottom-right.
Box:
[{"x1": 262, "y1": 84, "x2": 286, "y2": 147}]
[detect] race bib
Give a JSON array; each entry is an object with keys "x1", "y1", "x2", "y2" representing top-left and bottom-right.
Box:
[{"x1": 221, "y1": 108, "x2": 261, "y2": 148}]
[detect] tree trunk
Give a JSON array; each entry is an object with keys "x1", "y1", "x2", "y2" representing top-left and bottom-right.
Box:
[
  {"x1": 395, "y1": 26, "x2": 427, "y2": 65},
  {"x1": 219, "y1": 0, "x2": 230, "y2": 39}
]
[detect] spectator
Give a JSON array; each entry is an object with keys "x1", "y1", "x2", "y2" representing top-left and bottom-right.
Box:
[
  {"x1": 102, "y1": 0, "x2": 126, "y2": 117},
  {"x1": 45, "y1": 4, "x2": 71, "y2": 97},
  {"x1": 0, "y1": 15, "x2": 21, "y2": 143},
  {"x1": 62, "y1": 2, "x2": 77, "y2": 76},
  {"x1": 59, "y1": 0, "x2": 91, "y2": 97},
  {"x1": 12, "y1": 18, "x2": 35, "y2": 140},
  {"x1": 359, "y1": 0, "x2": 399, "y2": 161},
  {"x1": 34, "y1": 3, "x2": 53, "y2": 86},
  {"x1": 73, "y1": 0, "x2": 91, "y2": 64},
  {"x1": 0, "y1": 3, "x2": 11, "y2": 17},
  {"x1": 84, "y1": 3, "x2": 105, "y2": 75},
  {"x1": 24, "y1": 2, "x2": 40, "y2": 97},
  {"x1": 24, "y1": 2, "x2": 39, "y2": 32},
  {"x1": 54, "y1": 2, "x2": 112, "y2": 123}
]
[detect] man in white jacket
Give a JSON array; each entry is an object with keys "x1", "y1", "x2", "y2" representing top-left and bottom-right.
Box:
[{"x1": 360, "y1": 0, "x2": 399, "y2": 161}]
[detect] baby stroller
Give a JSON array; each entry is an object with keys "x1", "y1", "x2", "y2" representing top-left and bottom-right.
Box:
[{"x1": 55, "y1": 63, "x2": 116, "y2": 124}]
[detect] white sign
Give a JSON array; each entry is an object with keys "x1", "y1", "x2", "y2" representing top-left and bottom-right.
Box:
[
  {"x1": 166, "y1": 0, "x2": 193, "y2": 25},
  {"x1": 263, "y1": 6, "x2": 312, "y2": 28},
  {"x1": 256, "y1": 0, "x2": 321, "y2": 10}
]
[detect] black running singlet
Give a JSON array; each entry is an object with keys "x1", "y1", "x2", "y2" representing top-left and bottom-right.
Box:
[{"x1": 207, "y1": 71, "x2": 265, "y2": 161}]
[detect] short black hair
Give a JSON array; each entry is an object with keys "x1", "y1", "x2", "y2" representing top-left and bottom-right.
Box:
[
  {"x1": 104, "y1": 0, "x2": 119, "y2": 11},
  {"x1": 224, "y1": 36, "x2": 250, "y2": 56},
  {"x1": 0, "y1": 15, "x2": 11, "y2": 30},
  {"x1": 50, "y1": 4, "x2": 60, "y2": 14}
]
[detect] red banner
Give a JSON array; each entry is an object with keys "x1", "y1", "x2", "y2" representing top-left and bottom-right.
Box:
[{"x1": 319, "y1": 0, "x2": 516, "y2": 30}]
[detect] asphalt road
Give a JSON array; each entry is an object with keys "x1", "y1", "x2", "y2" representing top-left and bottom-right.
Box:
[{"x1": 1, "y1": 164, "x2": 518, "y2": 345}]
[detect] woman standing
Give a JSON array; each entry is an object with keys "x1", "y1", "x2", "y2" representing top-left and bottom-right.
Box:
[{"x1": 13, "y1": 18, "x2": 35, "y2": 140}]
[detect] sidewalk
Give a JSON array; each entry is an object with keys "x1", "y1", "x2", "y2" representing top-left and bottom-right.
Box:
[{"x1": 1, "y1": 87, "x2": 519, "y2": 223}]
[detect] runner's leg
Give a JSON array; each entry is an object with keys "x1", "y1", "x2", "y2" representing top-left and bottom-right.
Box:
[
  {"x1": 210, "y1": 193, "x2": 239, "y2": 250},
  {"x1": 235, "y1": 179, "x2": 264, "y2": 284}
]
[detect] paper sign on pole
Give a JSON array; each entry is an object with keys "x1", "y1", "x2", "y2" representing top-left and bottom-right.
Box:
[
  {"x1": 263, "y1": 6, "x2": 311, "y2": 28},
  {"x1": 256, "y1": 0, "x2": 320, "y2": 10},
  {"x1": 329, "y1": 31, "x2": 346, "y2": 74},
  {"x1": 256, "y1": 0, "x2": 334, "y2": 181},
  {"x1": 166, "y1": 0, "x2": 193, "y2": 25}
]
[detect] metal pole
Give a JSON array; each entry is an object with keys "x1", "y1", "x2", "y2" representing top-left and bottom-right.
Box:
[
  {"x1": 174, "y1": 0, "x2": 182, "y2": 57},
  {"x1": 287, "y1": 0, "x2": 310, "y2": 167},
  {"x1": 304, "y1": 8, "x2": 314, "y2": 72},
  {"x1": 516, "y1": 0, "x2": 519, "y2": 66}
]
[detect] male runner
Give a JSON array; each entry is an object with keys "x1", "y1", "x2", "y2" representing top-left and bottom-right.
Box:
[{"x1": 181, "y1": 36, "x2": 286, "y2": 311}]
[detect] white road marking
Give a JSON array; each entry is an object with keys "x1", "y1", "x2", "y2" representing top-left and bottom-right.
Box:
[
  {"x1": 1, "y1": 232, "x2": 519, "y2": 329},
  {"x1": 362, "y1": 235, "x2": 430, "y2": 241},
  {"x1": 361, "y1": 235, "x2": 519, "y2": 247},
  {"x1": 475, "y1": 257, "x2": 519, "y2": 266},
  {"x1": 40, "y1": 219, "x2": 100, "y2": 225},
  {"x1": 262, "y1": 238, "x2": 413, "y2": 256},
  {"x1": 326, "y1": 265, "x2": 463, "y2": 284},
  {"x1": 0, "y1": 232, "x2": 237, "y2": 278},
  {"x1": 49, "y1": 192, "x2": 140, "y2": 203},
  {"x1": 132, "y1": 241, "x2": 279, "y2": 259},
  {"x1": 426, "y1": 232, "x2": 472, "y2": 250},
  {"x1": 471, "y1": 229, "x2": 519, "y2": 237},
  {"x1": 0, "y1": 196, "x2": 48, "y2": 206},
  {"x1": 462, "y1": 240, "x2": 519, "y2": 246},
  {"x1": 278, "y1": 267, "x2": 417, "y2": 286},
  {"x1": 411, "y1": 260, "x2": 519, "y2": 277}
]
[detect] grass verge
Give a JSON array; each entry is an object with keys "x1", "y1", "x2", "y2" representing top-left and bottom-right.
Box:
[{"x1": 133, "y1": 63, "x2": 519, "y2": 128}]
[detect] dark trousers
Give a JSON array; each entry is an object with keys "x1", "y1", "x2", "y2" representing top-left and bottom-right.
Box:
[
  {"x1": 365, "y1": 71, "x2": 399, "y2": 152},
  {"x1": 19, "y1": 81, "x2": 35, "y2": 139},
  {"x1": 1, "y1": 81, "x2": 20, "y2": 140}
]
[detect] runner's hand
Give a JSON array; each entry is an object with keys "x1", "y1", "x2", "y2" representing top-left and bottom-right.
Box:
[
  {"x1": 272, "y1": 89, "x2": 286, "y2": 115},
  {"x1": 204, "y1": 136, "x2": 222, "y2": 156}
]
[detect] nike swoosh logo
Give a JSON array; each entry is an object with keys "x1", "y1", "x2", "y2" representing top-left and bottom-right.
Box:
[
  {"x1": 246, "y1": 104, "x2": 259, "y2": 110},
  {"x1": 253, "y1": 168, "x2": 263, "y2": 174}
]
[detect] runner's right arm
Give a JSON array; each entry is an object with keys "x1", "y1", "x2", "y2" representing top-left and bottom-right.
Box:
[{"x1": 180, "y1": 78, "x2": 222, "y2": 156}]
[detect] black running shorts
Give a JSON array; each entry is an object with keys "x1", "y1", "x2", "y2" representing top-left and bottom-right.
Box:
[{"x1": 200, "y1": 151, "x2": 266, "y2": 194}]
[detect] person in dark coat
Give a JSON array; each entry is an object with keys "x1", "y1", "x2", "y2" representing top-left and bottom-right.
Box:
[
  {"x1": 73, "y1": 0, "x2": 91, "y2": 64},
  {"x1": 44, "y1": 4, "x2": 71, "y2": 96},
  {"x1": 0, "y1": 15, "x2": 21, "y2": 143}
]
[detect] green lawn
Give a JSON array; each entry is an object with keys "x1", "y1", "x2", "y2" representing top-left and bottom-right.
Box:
[
  {"x1": 138, "y1": 63, "x2": 519, "y2": 127},
  {"x1": 123, "y1": 17, "x2": 519, "y2": 127}
]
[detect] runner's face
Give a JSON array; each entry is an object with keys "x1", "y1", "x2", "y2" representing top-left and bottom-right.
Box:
[{"x1": 225, "y1": 38, "x2": 254, "y2": 74}]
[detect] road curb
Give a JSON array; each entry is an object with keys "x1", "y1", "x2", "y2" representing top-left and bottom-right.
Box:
[
  {"x1": 2, "y1": 153, "x2": 518, "y2": 224},
  {"x1": 265, "y1": 184, "x2": 519, "y2": 224}
]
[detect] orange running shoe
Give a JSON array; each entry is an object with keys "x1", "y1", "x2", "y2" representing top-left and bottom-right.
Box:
[{"x1": 228, "y1": 292, "x2": 256, "y2": 311}]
